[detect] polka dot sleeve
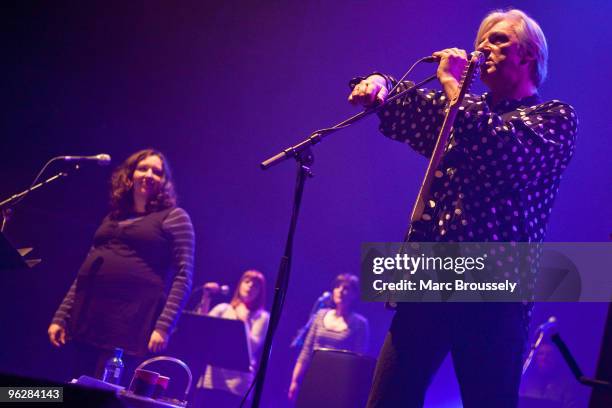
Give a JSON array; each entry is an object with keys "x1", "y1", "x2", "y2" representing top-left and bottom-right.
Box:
[
  {"x1": 454, "y1": 99, "x2": 578, "y2": 190},
  {"x1": 377, "y1": 81, "x2": 448, "y2": 158}
]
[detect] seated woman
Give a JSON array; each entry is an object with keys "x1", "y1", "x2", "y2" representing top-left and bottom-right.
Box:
[
  {"x1": 195, "y1": 269, "x2": 269, "y2": 407},
  {"x1": 288, "y1": 273, "x2": 369, "y2": 401}
]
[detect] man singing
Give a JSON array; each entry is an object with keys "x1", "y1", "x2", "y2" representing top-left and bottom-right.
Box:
[{"x1": 349, "y1": 9, "x2": 577, "y2": 407}]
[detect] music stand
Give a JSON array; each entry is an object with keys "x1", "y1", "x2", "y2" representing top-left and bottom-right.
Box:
[
  {"x1": 296, "y1": 349, "x2": 376, "y2": 408},
  {"x1": 0, "y1": 232, "x2": 40, "y2": 271},
  {"x1": 166, "y1": 311, "x2": 252, "y2": 397}
]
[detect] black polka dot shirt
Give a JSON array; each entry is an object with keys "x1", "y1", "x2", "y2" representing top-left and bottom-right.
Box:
[{"x1": 376, "y1": 80, "x2": 577, "y2": 244}]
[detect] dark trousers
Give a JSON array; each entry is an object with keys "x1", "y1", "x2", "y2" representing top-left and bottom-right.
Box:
[{"x1": 367, "y1": 303, "x2": 528, "y2": 408}]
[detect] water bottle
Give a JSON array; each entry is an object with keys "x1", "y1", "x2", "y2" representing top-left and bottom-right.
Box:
[{"x1": 101, "y1": 348, "x2": 124, "y2": 384}]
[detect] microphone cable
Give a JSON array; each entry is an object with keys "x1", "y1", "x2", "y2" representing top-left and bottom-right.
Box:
[{"x1": 307, "y1": 55, "x2": 437, "y2": 138}]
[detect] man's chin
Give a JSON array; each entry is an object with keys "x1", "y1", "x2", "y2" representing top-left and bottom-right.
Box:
[{"x1": 480, "y1": 71, "x2": 498, "y2": 90}]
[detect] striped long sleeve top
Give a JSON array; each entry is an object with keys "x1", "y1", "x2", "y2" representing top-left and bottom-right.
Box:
[{"x1": 51, "y1": 207, "x2": 194, "y2": 354}]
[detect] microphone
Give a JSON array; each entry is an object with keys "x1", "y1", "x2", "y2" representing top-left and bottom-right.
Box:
[
  {"x1": 522, "y1": 316, "x2": 559, "y2": 374},
  {"x1": 421, "y1": 51, "x2": 486, "y2": 65},
  {"x1": 316, "y1": 291, "x2": 332, "y2": 305},
  {"x1": 59, "y1": 154, "x2": 112, "y2": 166},
  {"x1": 307, "y1": 291, "x2": 332, "y2": 316},
  {"x1": 290, "y1": 291, "x2": 333, "y2": 348},
  {"x1": 421, "y1": 55, "x2": 439, "y2": 63},
  {"x1": 202, "y1": 282, "x2": 230, "y2": 295},
  {"x1": 536, "y1": 316, "x2": 558, "y2": 334}
]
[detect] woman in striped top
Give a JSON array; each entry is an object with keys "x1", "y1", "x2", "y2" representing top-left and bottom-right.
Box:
[
  {"x1": 288, "y1": 273, "x2": 369, "y2": 401},
  {"x1": 47, "y1": 148, "x2": 194, "y2": 380}
]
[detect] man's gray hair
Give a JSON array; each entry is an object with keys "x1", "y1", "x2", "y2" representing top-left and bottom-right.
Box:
[{"x1": 475, "y1": 9, "x2": 548, "y2": 87}]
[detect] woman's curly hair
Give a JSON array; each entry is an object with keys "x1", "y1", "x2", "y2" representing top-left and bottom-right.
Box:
[{"x1": 109, "y1": 148, "x2": 177, "y2": 219}]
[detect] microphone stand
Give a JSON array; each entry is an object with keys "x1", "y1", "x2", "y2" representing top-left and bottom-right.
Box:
[
  {"x1": 260, "y1": 73, "x2": 437, "y2": 170},
  {"x1": 522, "y1": 329, "x2": 546, "y2": 375},
  {"x1": 0, "y1": 169, "x2": 75, "y2": 232},
  {"x1": 250, "y1": 73, "x2": 438, "y2": 407},
  {"x1": 291, "y1": 294, "x2": 332, "y2": 349},
  {"x1": 551, "y1": 333, "x2": 612, "y2": 391}
]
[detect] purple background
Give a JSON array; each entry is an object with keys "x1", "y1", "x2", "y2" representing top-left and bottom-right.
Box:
[{"x1": 1, "y1": 1, "x2": 611, "y2": 406}]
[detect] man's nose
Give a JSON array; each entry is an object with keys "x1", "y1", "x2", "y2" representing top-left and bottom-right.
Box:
[{"x1": 477, "y1": 42, "x2": 491, "y2": 56}]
